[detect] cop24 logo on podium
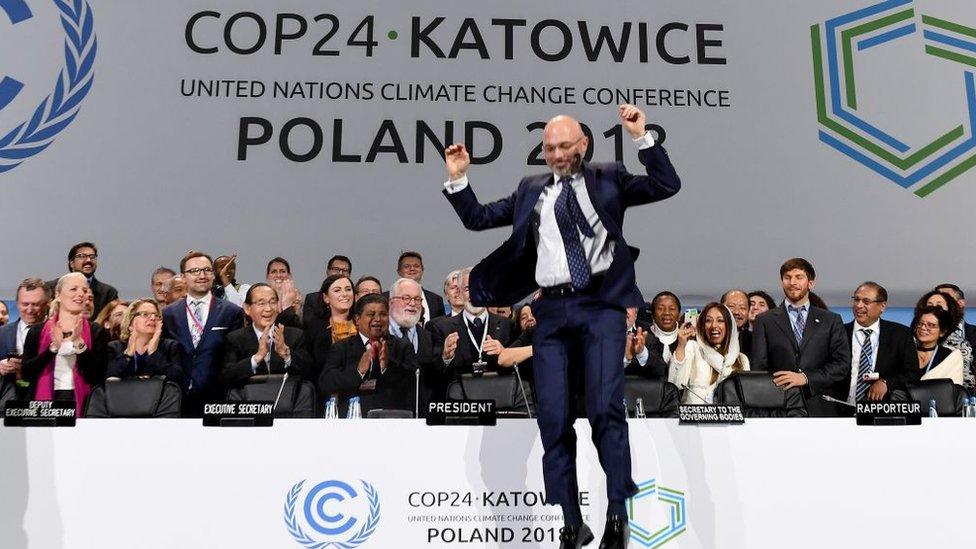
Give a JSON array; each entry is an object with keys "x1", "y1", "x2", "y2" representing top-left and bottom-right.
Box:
[
  {"x1": 0, "y1": 0, "x2": 95, "y2": 173},
  {"x1": 811, "y1": 0, "x2": 976, "y2": 197},
  {"x1": 284, "y1": 479, "x2": 381, "y2": 548}
]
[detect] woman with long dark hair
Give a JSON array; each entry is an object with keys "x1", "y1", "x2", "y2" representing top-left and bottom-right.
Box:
[{"x1": 669, "y1": 302, "x2": 749, "y2": 404}]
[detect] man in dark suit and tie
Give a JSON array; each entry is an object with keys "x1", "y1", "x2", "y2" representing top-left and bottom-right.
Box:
[
  {"x1": 320, "y1": 294, "x2": 417, "y2": 417},
  {"x1": 429, "y1": 268, "x2": 515, "y2": 379},
  {"x1": 834, "y1": 282, "x2": 913, "y2": 411},
  {"x1": 47, "y1": 242, "x2": 118, "y2": 318},
  {"x1": 162, "y1": 251, "x2": 244, "y2": 416},
  {"x1": 220, "y1": 283, "x2": 312, "y2": 389},
  {"x1": 442, "y1": 104, "x2": 680, "y2": 548},
  {"x1": 721, "y1": 289, "x2": 753, "y2": 361},
  {"x1": 0, "y1": 278, "x2": 51, "y2": 405},
  {"x1": 751, "y1": 258, "x2": 851, "y2": 416}
]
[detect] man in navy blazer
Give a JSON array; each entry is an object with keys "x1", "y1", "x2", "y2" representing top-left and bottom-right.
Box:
[
  {"x1": 442, "y1": 104, "x2": 680, "y2": 548},
  {"x1": 162, "y1": 251, "x2": 243, "y2": 416}
]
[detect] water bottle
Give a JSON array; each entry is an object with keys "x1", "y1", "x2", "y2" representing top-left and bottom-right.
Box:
[
  {"x1": 347, "y1": 397, "x2": 362, "y2": 419},
  {"x1": 928, "y1": 399, "x2": 938, "y2": 418},
  {"x1": 635, "y1": 397, "x2": 646, "y2": 419},
  {"x1": 324, "y1": 397, "x2": 338, "y2": 419},
  {"x1": 961, "y1": 398, "x2": 970, "y2": 418},
  {"x1": 969, "y1": 397, "x2": 976, "y2": 418},
  {"x1": 623, "y1": 397, "x2": 630, "y2": 418}
]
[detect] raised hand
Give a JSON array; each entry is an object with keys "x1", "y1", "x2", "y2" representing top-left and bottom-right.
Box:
[
  {"x1": 619, "y1": 103, "x2": 647, "y2": 139},
  {"x1": 442, "y1": 332, "x2": 460, "y2": 360},
  {"x1": 445, "y1": 143, "x2": 470, "y2": 180},
  {"x1": 218, "y1": 254, "x2": 237, "y2": 286},
  {"x1": 357, "y1": 344, "x2": 373, "y2": 376},
  {"x1": 254, "y1": 325, "x2": 271, "y2": 364},
  {"x1": 49, "y1": 318, "x2": 65, "y2": 352},
  {"x1": 482, "y1": 335, "x2": 505, "y2": 356},
  {"x1": 147, "y1": 321, "x2": 162, "y2": 355},
  {"x1": 273, "y1": 323, "x2": 290, "y2": 360}
]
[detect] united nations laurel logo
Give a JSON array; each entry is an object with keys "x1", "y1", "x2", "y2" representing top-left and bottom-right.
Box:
[
  {"x1": 284, "y1": 480, "x2": 381, "y2": 548},
  {"x1": 0, "y1": 0, "x2": 96, "y2": 173}
]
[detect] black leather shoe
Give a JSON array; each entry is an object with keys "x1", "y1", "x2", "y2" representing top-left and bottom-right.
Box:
[
  {"x1": 559, "y1": 523, "x2": 594, "y2": 548},
  {"x1": 598, "y1": 515, "x2": 629, "y2": 549}
]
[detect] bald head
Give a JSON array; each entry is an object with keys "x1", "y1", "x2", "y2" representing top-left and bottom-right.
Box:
[{"x1": 543, "y1": 115, "x2": 588, "y2": 176}]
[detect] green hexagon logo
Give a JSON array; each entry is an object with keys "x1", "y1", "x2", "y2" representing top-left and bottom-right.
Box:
[
  {"x1": 811, "y1": 0, "x2": 976, "y2": 197},
  {"x1": 627, "y1": 478, "x2": 687, "y2": 548}
]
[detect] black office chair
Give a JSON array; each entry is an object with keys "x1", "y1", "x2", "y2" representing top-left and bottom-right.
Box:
[
  {"x1": 86, "y1": 377, "x2": 183, "y2": 418},
  {"x1": 623, "y1": 376, "x2": 680, "y2": 418},
  {"x1": 892, "y1": 379, "x2": 970, "y2": 417},
  {"x1": 225, "y1": 374, "x2": 315, "y2": 418},
  {"x1": 446, "y1": 372, "x2": 535, "y2": 418},
  {"x1": 0, "y1": 378, "x2": 17, "y2": 414},
  {"x1": 715, "y1": 371, "x2": 807, "y2": 417}
]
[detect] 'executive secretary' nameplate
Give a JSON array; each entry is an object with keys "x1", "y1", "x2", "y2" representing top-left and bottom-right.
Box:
[
  {"x1": 427, "y1": 400, "x2": 496, "y2": 425},
  {"x1": 202, "y1": 402, "x2": 274, "y2": 427},
  {"x1": 856, "y1": 401, "x2": 922, "y2": 426},
  {"x1": 679, "y1": 404, "x2": 745, "y2": 424},
  {"x1": 4, "y1": 400, "x2": 76, "y2": 427}
]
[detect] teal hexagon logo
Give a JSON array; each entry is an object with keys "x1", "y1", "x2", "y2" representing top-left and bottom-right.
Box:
[
  {"x1": 811, "y1": 0, "x2": 976, "y2": 197},
  {"x1": 627, "y1": 478, "x2": 687, "y2": 548}
]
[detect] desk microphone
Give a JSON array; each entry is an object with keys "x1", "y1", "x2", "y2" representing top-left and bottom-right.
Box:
[
  {"x1": 820, "y1": 394, "x2": 857, "y2": 408},
  {"x1": 414, "y1": 367, "x2": 421, "y2": 419}
]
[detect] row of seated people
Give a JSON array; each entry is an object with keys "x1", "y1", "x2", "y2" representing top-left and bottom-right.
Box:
[{"x1": 1, "y1": 251, "x2": 973, "y2": 417}]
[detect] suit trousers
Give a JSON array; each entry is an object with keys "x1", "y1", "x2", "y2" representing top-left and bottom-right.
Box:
[{"x1": 531, "y1": 292, "x2": 638, "y2": 507}]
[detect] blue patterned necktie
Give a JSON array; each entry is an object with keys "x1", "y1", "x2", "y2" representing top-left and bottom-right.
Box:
[
  {"x1": 855, "y1": 329, "x2": 874, "y2": 401},
  {"x1": 553, "y1": 176, "x2": 595, "y2": 289},
  {"x1": 788, "y1": 305, "x2": 806, "y2": 346}
]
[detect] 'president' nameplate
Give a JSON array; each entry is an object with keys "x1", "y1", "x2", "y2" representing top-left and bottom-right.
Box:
[
  {"x1": 4, "y1": 400, "x2": 76, "y2": 427},
  {"x1": 856, "y1": 401, "x2": 922, "y2": 426},
  {"x1": 427, "y1": 400, "x2": 496, "y2": 425},
  {"x1": 679, "y1": 404, "x2": 744, "y2": 424},
  {"x1": 203, "y1": 402, "x2": 274, "y2": 427}
]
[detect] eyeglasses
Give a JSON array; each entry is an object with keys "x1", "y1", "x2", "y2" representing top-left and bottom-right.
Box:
[
  {"x1": 73, "y1": 253, "x2": 97, "y2": 261},
  {"x1": 184, "y1": 267, "x2": 214, "y2": 276},
  {"x1": 850, "y1": 297, "x2": 883, "y2": 305},
  {"x1": 250, "y1": 299, "x2": 280, "y2": 309},
  {"x1": 393, "y1": 296, "x2": 423, "y2": 304},
  {"x1": 543, "y1": 136, "x2": 584, "y2": 154},
  {"x1": 916, "y1": 321, "x2": 940, "y2": 330},
  {"x1": 133, "y1": 312, "x2": 160, "y2": 320},
  {"x1": 328, "y1": 267, "x2": 351, "y2": 275}
]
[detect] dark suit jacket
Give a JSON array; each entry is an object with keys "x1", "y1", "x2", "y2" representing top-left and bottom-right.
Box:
[
  {"x1": 382, "y1": 288, "x2": 446, "y2": 325},
  {"x1": 428, "y1": 312, "x2": 515, "y2": 378},
  {"x1": 444, "y1": 145, "x2": 680, "y2": 308},
  {"x1": 751, "y1": 304, "x2": 851, "y2": 402},
  {"x1": 0, "y1": 321, "x2": 17, "y2": 359},
  {"x1": 625, "y1": 321, "x2": 668, "y2": 379},
  {"x1": 320, "y1": 333, "x2": 418, "y2": 416},
  {"x1": 837, "y1": 319, "x2": 915, "y2": 397},
  {"x1": 219, "y1": 325, "x2": 311, "y2": 388},
  {"x1": 302, "y1": 292, "x2": 327, "y2": 332},
  {"x1": 106, "y1": 339, "x2": 184, "y2": 385},
  {"x1": 21, "y1": 321, "x2": 110, "y2": 393},
  {"x1": 162, "y1": 295, "x2": 243, "y2": 400},
  {"x1": 46, "y1": 276, "x2": 118, "y2": 319},
  {"x1": 965, "y1": 323, "x2": 976, "y2": 357},
  {"x1": 393, "y1": 324, "x2": 444, "y2": 407},
  {"x1": 738, "y1": 327, "x2": 753, "y2": 362}
]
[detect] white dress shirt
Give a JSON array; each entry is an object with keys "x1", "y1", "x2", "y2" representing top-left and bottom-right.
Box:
[
  {"x1": 444, "y1": 132, "x2": 656, "y2": 288},
  {"x1": 848, "y1": 319, "x2": 880, "y2": 403},
  {"x1": 16, "y1": 319, "x2": 31, "y2": 354}
]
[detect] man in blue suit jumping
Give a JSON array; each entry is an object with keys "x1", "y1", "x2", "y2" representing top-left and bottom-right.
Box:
[{"x1": 442, "y1": 104, "x2": 681, "y2": 548}]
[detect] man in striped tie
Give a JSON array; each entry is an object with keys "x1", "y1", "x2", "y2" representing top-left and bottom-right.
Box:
[
  {"x1": 839, "y1": 282, "x2": 914, "y2": 409},
  {"x1": 751, "y1": 258, "x2": 851, "y2": 416}
]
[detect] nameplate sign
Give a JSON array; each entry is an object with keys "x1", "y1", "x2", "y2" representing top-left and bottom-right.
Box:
[
  {"x1": 426, "y1": 400, "x2": 496, "y2": 426},
  {"x1": 678, "y1": 404, "x2": 745, "y2": 424},
  {"x1": 4, "y1": 400, "x2": 76, "y2": 427},
  {"x1": 202, "y1": 402, "x2": 274, "y2": 427},
  {"x1": 856, "y1": 401, "x2": 922, "y2": 426}
]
